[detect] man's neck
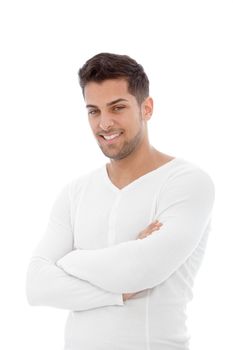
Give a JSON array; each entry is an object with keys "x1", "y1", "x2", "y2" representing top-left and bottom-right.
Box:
[{"x1": 106, "y1": 145, "x2": 174, "y2": 189}]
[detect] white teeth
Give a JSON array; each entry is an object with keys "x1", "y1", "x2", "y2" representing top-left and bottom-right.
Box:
[{"x1": 103, "y1": 133, "x2": 120, "y2": 140}]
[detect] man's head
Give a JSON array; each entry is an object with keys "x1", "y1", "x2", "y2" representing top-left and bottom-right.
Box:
[
  {"x1": 78, "y1": 53, "x2": 153, "y2": 161},
  {"x1": 78, "y1": 52, "x2": 149, "y2": 106}
]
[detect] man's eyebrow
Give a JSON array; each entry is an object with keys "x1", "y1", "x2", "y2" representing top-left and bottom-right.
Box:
[
  {"x1": 86, "y1": 98, "x2": 129, "y2": 109},
  {"x1": 106, "y1": 98, "x2": 129, "y2": 106}
]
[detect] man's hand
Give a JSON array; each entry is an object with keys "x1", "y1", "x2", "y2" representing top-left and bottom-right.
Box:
[
  {"x1": 137, "y1": 220, "x2": 163, "y2": 240},
  {"x1": 122, "y1": 220, "x2": 163, "y2": 302}
]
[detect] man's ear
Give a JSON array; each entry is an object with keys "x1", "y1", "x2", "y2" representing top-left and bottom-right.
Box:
[{"x1": 142, "y1": 97, "x2": 153, "y2": 121}]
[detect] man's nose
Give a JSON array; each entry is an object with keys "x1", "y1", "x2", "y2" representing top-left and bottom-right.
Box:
[{"x1": 99, "y1": 114, "x2": 114, "y2": 130}]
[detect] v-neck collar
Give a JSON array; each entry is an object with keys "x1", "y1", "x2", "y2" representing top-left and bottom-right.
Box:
[{"x1": 102, "y1": 157, "x2": 180, "y2": 193}]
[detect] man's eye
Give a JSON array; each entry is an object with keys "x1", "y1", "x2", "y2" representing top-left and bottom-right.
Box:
[
  {"x1": 113, "y1": 105, "x2": 125, "y2": 112},
  {"x1": 88, "y1": 110, "x2": 98, "y2": 116}
]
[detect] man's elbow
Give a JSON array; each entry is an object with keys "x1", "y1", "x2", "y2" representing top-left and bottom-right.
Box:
[
  {"x1": 26, "y1": 264, "x2": 42, "y2": 306},
  {"x1": 26, "y1": 260, "x2": 51, "y2": 307},
  {"x1": 26, "y1": 282, "x2": 38, "y2": 306}
]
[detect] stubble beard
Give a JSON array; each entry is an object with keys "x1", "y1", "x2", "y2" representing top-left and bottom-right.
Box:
[{"x1": 99, "y1": 123, "x2": 144, "y2": 161}]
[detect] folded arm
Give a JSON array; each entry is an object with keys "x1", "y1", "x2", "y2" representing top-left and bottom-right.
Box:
[
  {"x1": 26, "y1": 183, "x2": 123, "y2": 311},
  {"x1": 57, "y1": 169, "x2": 215, "y2": 294}
]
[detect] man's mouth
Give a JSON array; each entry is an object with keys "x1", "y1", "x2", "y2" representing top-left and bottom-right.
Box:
[
  {"x1": 102, "y1": 133, "x2": 121, "y2": 140},
  {"x1": 98, "y1": 132, "x2": 123, "y2": 143}
]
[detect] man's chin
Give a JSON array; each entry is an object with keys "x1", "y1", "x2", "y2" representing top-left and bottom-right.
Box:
[
  {"x1": 98, "y1": 145, "x2": 116, "y2": 158},
  {"x1": 98, "y1": 141, "x2": 136, "y2": 160},
  {"x1": 101, "y1": 148, "x2": 131, "y2": 161},
  {"x1": 103, "y1": 152, "x2": 124, "y2": 161}
]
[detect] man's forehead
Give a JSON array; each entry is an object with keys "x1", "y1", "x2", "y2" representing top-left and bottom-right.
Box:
[{"x1": 84, "y1": 79, "x2": 134, "y2": 107}]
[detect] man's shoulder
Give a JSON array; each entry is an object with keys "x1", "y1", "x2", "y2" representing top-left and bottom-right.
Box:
[
  {"x1": 170, "y1": 158, "x2": 213, "y2": 180},
  {"x1": 163, "y1": 157, "x2": 215, "y2": 197},
  {"x1": 64, "y1": 165, "x2": 104, "y2": 195}
]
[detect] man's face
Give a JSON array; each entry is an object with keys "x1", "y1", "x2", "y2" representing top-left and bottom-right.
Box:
[{"x1": 84, "y1": 79, "x2": 150, "y2": 161}]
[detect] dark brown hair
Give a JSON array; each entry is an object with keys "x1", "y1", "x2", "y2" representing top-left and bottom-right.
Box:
[{"x1": 78, "y1": 52, "x2": 149, "y2": 105}]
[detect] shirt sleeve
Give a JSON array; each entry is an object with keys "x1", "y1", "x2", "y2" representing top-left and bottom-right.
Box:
[
  {"x1": 57, "y1": 167, "x2": 215, "y2": 294},
  {"x1": 26, "y1": 182, "x2": 124, "y2": 311}
]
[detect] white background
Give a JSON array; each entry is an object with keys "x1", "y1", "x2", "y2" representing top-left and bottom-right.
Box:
[{"x1": 0, "y1": 0, "x2": 232, "y2": 349}]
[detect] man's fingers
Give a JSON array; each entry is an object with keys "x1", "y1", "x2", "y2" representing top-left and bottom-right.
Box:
[
  {"x1": 148, "y1": 221, "x2": 163, "y2": 231},
  {"x1": 149, "y1": 220, "x2": 162, "y2": 227},
  {"x1": 137, "y1": 221, "x2": 163, "y2": 239},
  {"x1": 123, "y1": 292, "x2": 138, "y2": 301}
]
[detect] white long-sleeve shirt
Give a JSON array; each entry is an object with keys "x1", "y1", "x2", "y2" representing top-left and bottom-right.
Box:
[{"x1": 26, "y1": 157, "x2": 215, "y2": 350}]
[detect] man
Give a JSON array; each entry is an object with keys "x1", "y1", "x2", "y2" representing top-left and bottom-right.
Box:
[{"x1": 26, "y1": 53, "x2": 215, "y2": 350}]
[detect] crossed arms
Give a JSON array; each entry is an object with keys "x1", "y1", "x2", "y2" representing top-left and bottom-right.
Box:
[{"x1": 26, "y1": 168, "x2": 214, "y2": 311}]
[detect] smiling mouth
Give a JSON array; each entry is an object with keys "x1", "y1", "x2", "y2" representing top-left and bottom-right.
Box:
[
  {"x1": 98, "y1": 132, "x2": 123, "y2": 143},
  {"x1": 102, "y1": 133, "x2": 121, "y2": 140}
]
